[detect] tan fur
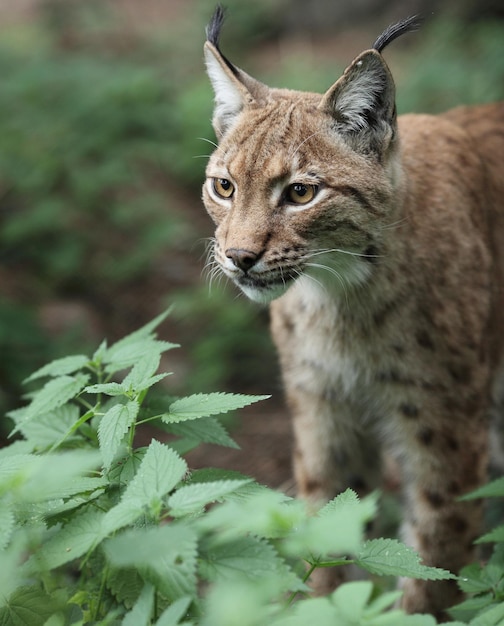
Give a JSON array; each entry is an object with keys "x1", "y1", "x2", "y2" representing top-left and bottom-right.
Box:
[{"x1": 202, "y1": 16, "x2": 504, "y2": 620}]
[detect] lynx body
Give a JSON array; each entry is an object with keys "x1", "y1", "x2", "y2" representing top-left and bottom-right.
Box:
[{"x1": 202, "y1": 8, "x2": 504, "y2": 618}]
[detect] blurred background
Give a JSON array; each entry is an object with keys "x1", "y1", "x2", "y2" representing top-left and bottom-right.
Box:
[{"x1": 1, "y1": 0, "x2": 503, "y2": 485}]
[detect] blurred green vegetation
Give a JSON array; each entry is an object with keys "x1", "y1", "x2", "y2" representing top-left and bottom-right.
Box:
[{"x1": 0, "y1": 0, "x2": 503, "y2": 423}]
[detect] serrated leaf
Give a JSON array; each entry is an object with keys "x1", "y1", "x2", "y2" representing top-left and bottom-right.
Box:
[
  {"x1": 84, "y1": 382, "x2": 126, "y2": 396},
  {"x1": 123, "y1": 440, "x2": 187, "y2": 505},
  {"x1": 168, "y1": 479, "x2": 251, "y2": 516},
  {"x1": 468, "y1": 601, "x2": 504, "y2": 625},
  {"x1": 121, "y1": 353, "x2": 161, "y2": 392},
  {"x1": 30, "y1": 507, "x2": 104, "y2": 571},
  {"x1": 199, "y1": 535, "x2": 303, "y2": 593},
  {"x1": 330, "y1": 580, "x2": 373, "y2": 621},
  {"x1": 98, "y1": 401, "x2": 139, "y2": 470},
  {"x1": 0, "y1": 586, "x2": 61, "y2": 626},
  {"x1": 356, "y1": 538, "x2": 455, "y2": 580},
  {"x1": 198, "y1": 489, "x2": 301, "y2": 541},
  {"x1": 107, "y1": 567, "x2": 143, "y2": 609},
  {"x1": 165, "y1": 417, "x2": 239, "y2": 449},
  {"x1": 11, "y1": 374, "x2": 89, "y2": 435},
  {"x1": 107, "y1": 308, "x2": 172, "y2": 353},
  {"x1": 0, "y1": 450, "x2": 101, "y2": 504},
  {"x1": 123, "y1": 584, "x2": 155, "y2": 626},
  {"x1": 108, "y1": 449, "x2": 146, "y2": 486},
  {"x1": 458, "y1": 563, "x2": 492, "y2": 593},
  {"x1": 460, "y1": 476, "x2": 504, "y2": 500},
  {"x1": 284, "y1": 492, "x2": 374, "y2": 559},
  {"x1": 24, "y1": 355, "x2": 89, "y2": 383},
  {"x1": 104, "y1": 525, "x2": 198, "y2": 600},
  {"x1": 155, "y1": 596, "x2": 192, "y2": 626},
  {"x1": 19, "y1": 404, "x2": 80, "y2": 450},
  {"x1": 318, "y1": 489, "x2": 361, "y2": 516},
  {"x1": 164, "y1": 392, "x2": 270, "y2": 423},
  {"x1": 104, "y1": 339, "x2": 178, "y2": 375},
  {"x1": 449, "y1": 594, "x2": 495, "y2": 623},
  {"x1": 476, "y1": 523, "x2": 504, "y2": 544},
  {"x1": 101, "y1": 441, "x2": 187, "y2": 536}
]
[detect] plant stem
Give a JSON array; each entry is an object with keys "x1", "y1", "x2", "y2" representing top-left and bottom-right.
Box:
[{"x1": 285, "y1": 562, "x2": 318, "y2": 607}]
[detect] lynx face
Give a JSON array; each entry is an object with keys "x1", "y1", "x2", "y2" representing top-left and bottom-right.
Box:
[{"x1": 203, "y1": 96, "x2": 400, "y2": 303}]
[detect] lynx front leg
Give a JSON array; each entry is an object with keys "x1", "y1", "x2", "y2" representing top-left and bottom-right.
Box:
[
  {"x1": 289, "y1": 388, "x2": 381, "y2": 503},
  {"x1": 286, "y1": 384, "x2": 382, "y2": 593},
  {"x1": 397, "y1": 410, "x2": 489, "y2": 621}
]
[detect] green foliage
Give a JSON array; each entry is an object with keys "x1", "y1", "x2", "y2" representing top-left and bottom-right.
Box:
[
  {"x1": 0, "y1": 310, "x2": 462, "y2": 624},
  {"x1": 448, "y1": 479, "x2": 504, "y2": 623}
]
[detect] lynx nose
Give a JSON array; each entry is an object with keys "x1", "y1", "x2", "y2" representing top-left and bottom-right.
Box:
[{"x1": 226, "y1": 248, "x2": 259, "y2": 273}]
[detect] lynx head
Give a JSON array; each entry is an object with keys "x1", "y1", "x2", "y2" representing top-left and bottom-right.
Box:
[{"x1": 202, "y1": 7, "x2": 420, "y2": 303}]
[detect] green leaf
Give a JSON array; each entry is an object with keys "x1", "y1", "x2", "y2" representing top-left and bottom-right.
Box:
[
  {"x1": 101, "y1": 441, "x2": 187, "y2": 535},
  {"x1": 330, "y1": 580, "x2": 373, "y2": 622},
  {"x1": 30, "y1": 507, "x2": 104, "y2": 571},
  {"x1": 199, "y1": 535, "x2": 302, "y2": 593},
  {"x1": 476, "y1": 523, "x2": 504, "y2": 544},
  {"x1": 24, "y1": 355, "x2": 89, "y2": 383},
  {"x1": 84, "y1": 382, "x2": 126, "y2": 396},
  {"x1": 108, "y1": 449, "x2": 146, "y2": 486},
  {"x1": 0, "y1": 586, "x2": 61, "y2": 626},
  {"x1": 155, "y1": 597, "x2": 192, "y2": 626},
  {"x1": 122, "y1": 440, "x2": 187, "y2": 505},
  {"x1": 460, "y1": 477, "x2": 504, "y2": 500},
  {"x1": 318, "y1": 488, "x2": 361, "y2": 515},
  {"x1": 107, "y1": 308, "x2": 172, "y2": 353},
  {"x1": 11, "y1": 374, "x2": 89, "y2": 435},
  {"x1": 167, "y1": 479, "x2": 251, "y2": 517},
  {"x1": 107, "y1": 568, "x2": 144, "y2": 610},
  {"x1": 449, "y1": 594, "x2": 495, "y2": 623},
  {"x1": 164, "y1": 393, "x2": 270, "y2": 423},
  {"x1": 122, "y1": 584, "x2": 155, "y2": 626},
  {"x1": 199, "y1": 489, "x2": 302, "y2": 541},
  {"x1": 0, "y1": 450, "x2": 101, "y2": 504},
  {"x1": 164, "y1": 417, "x2": 239, "y2": 449},
  {"x1": 284, "y1": 491, "x2": 374, "y2": 559},
  {"x1": 18, "y1": 404, "x2": 80, "y2": 450},
  {"x1": 121, "y1": 353, "x2": 163, "y2": 392},
  {"x1": 468, "y1": 601, "x2": 504, "y2": 625},
  {"x1": 356, "y1": 538, "x2": 455, "y2": 580},
  {"x1": 104, "y1": 339, "x2": 178, "y2": 375},
  {"x1": 104, "y1": 525, "x2": 198, "y2": 601},
  {"x1": 98, "y1": 401, "x2": 139, "y2": 470},
  {"x1": 458, "y1": 563, "x2": 493, "y2": 593}
]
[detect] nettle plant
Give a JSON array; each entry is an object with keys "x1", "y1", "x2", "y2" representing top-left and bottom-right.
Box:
[{"x1": 0, "y1": 309, "x2": 494, "y2": 626}]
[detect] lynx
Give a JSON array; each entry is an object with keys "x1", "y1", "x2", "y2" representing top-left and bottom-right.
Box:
[{"x1": 202, "y1": 6, "x2": 504, "y2": 619}]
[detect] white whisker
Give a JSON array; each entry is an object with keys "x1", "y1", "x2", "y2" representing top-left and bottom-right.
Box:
[
  {"x1": 289, "y1": 130, "x2": 326, "y2": 158},
  {"x1": 306, "y1": 247, "x2": 382, "y2": 261},
  {"x1": 305, "y1": 262, "x2": 350, "y2": 308},
  {"x1": 198, "y1": 136, "x2": 219, "y2": 149},
  {"x1": 379, "y1": 217, "x2": 408, "y2": 231}
]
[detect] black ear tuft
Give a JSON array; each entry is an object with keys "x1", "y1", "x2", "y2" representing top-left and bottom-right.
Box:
[
  {"x1": 372, "y1": 15, "x2": 423, "y2": 53},
  {"x1": 206, "y1": 5, "x2": 226, "y2": 48}
]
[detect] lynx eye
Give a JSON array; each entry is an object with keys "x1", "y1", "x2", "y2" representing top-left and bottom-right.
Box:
[
  {"x1": 286, "y1": 183, "x2": 318, "y2": 205},
  {"x1": 212, "y1": 178, "x2": 235, "y2": 199}
]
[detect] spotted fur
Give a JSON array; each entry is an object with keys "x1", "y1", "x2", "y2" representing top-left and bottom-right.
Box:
[{"x1": 202, "y1": 7, "x2": 504, "y2": 619}]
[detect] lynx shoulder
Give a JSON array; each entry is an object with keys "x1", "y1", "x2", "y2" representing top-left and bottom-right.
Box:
[{"x1": 202, "y1": 6, "x2": 504, "y2": 619}]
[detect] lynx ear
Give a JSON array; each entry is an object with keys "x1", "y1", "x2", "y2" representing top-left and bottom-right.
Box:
[
  {"x1": 204, "y1": 7, "x2": 268, "y2": 138},
  {"x1": 319, "y1": 50, "x2": 397, "y2": 156}
]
